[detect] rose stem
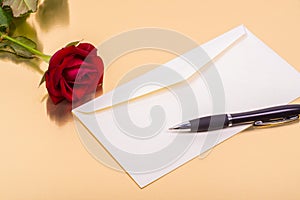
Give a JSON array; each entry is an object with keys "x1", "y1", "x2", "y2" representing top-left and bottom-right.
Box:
[{"x1": 0, "y1": 33, "x2": 51, "y2": 63}]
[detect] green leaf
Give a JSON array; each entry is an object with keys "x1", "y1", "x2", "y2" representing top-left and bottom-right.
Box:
[
  {"x1": 2, "y1": 0, "x2": 38, "y2": 17},
  {"x1": 39, "y1": 72, "x2": 46, "y2": 86},
  {"x1": 65, "y1": 40, "x2": 81, "y2": 47},
  {"x1": 0, "y1": 36, "x2": 37, "y2": 58},
  {"x1": 0, "y1": 41, "x2": 14, "y2": 53},
  {"x1": 8, "y1": 36, "x2": 36, "y2": 57},
  {"x1": 0, "y1": 6, "x2": 12, "y2": 33}
]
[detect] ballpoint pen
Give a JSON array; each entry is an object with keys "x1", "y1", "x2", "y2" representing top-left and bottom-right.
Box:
[{"x1": 169, "y1": 104, "x2": 300, "y2": 132}]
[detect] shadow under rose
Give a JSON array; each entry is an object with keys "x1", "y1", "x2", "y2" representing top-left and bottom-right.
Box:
[
  {"x1": 46, "y1": 87, "x2": 103, "y2": 127},
  {"x1": 36, "y1": 0, "x2": 70, "y2": 32},
  {"x1": 46, "y1": 96, "x2": 73, "y2": 126}
]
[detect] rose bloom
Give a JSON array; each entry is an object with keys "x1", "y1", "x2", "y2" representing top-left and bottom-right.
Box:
[{"x1": 45, "y1": 43, "x2": 104, "y2": 104}]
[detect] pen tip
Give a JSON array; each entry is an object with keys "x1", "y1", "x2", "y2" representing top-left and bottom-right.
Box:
[{"x1": 168, "y1": 121, "x2": 191, "y2": 132}]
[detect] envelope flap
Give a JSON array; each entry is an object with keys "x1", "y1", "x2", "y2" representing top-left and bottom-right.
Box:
[{"x1": 73, "y1": 25, "x2": 246, "y2": 114}]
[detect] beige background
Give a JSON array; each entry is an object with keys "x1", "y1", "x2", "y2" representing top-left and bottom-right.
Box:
[{"x1": 0, "y1": 0, "x2": 300, "y2": 199}]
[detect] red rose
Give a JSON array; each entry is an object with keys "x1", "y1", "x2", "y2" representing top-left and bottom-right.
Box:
[{"x1": 45, "y1": 43, "x2": 104, "y2": 104}]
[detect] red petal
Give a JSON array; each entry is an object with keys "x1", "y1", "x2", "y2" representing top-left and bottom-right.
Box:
[
  {"x1": 45, "y1": 72, "x2": 64, "y2": 104},
  {"x1": 52, "y1": 55, "x2": 79, "y2": 85},
  {"x1": 49, "y1": 46, "x2": 76, "y2": 70},
  {"x1": 63, "y1": 67, "x2": 80, "y2": 82},
  {"x1": 60, "y1": 79, "x2": 73, "y2": 102},
  {"x1": 45, "y1": 70, "x2": 62, "y2": 97},
  {"x1": 77, "y1": 43, "x2": 97, "y2": 55}
]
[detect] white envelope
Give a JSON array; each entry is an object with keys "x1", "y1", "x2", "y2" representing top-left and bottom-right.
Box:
[{"x1": 72, "y1": 25, "x2": 300, "y2": 188}]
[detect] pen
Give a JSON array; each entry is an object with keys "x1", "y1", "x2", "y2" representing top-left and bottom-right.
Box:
[{"x1": 169, "y1": 104, "x2": 300, "y2": 132}]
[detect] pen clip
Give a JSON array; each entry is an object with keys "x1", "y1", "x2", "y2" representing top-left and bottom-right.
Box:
[{"x1": 253, "y1": 115, "x2": 299, "y2": 127}]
